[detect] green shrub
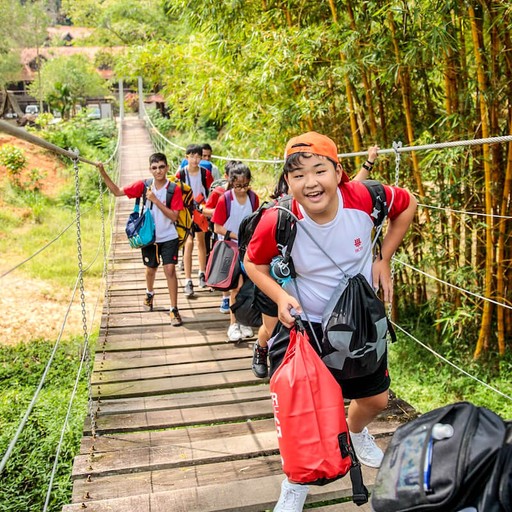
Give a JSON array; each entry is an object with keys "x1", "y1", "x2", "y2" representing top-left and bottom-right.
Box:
[
  {"x1": 0, "y1": 145, "x2": 27, "y2": 187},
  {"x1": 0, "y1": 337, "x2": 92, "y2": 511}
]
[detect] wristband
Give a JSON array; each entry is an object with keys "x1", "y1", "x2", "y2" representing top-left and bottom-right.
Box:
[
  {"x1": 225, "y1": 230, "x2": 231, "y2": 240},
  {"x1": 362, "y1": 162, "x2": 372, "y2": 172}
]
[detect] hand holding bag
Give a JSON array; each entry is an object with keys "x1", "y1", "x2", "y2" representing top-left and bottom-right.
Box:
[{"x1": 269, "y1": 317, "x2": 368, "y2": 504}]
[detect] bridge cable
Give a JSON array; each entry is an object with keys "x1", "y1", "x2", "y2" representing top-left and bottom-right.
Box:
[
  {"x1": 391, "y1": 321, "x2": 512, "y2": 402},
  {"x1": 394, "y1": 258, "x2": 512, "y2": 310},
  {"x1": 418, "y1": 203, "x2": 512, "y2": 220}
]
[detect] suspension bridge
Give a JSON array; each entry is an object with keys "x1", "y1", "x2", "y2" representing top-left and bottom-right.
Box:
[{"x1": 1, "y1": 104, "x2": 511, "y2": 511}]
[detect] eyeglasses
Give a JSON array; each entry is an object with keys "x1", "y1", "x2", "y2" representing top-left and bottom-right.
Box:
[
  {"x1": 233, "y1": 183, "x2": 250, "y2": 190},
  {"x1": 150, "y1": 164, "x2": 167, "y2": 171}
]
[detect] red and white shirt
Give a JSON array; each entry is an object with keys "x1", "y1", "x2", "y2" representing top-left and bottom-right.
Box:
[
  {"x1": 247, "y1": 181, "x2": 411, "y2": 322},
  {"x1": 124, "y1": 180, "x2": 184, "y2": 243}
]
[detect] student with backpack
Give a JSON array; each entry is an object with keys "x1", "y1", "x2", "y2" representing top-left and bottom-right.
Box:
[
  {"x1": 243, "y1": 132, "x2": 416, "y2": 511},
  {"x1": 176, "y1": 144, "x2": 213, "y2": 297},
  {"x1": 203, "y1": 161, "x2": 235, "y2": 314},
  {"x1": 211, "y1": 162, "x2": 260, "y2": 342},
  {"x1": 96, "y1": 154, "x2": 185, "y2": 327},
  {"x1": 201, "y1": 143, "x2": 221, "y2": 180},
  {"x1": 249, "y1": 146, "x2": 380, "y2": 379}
]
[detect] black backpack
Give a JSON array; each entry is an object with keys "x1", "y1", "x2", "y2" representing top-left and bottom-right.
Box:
[{"x1": 372, "y1": 401, "x2": 511, "y2": 512}]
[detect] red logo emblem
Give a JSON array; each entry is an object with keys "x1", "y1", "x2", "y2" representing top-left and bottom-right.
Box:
[{"x1": 354, "y1": 238, "x2": 362, "y2": 248}]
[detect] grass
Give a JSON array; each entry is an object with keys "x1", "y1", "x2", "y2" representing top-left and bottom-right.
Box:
[
  {"x1": 388, "y1": 329, "x2": 512, "y2": 419},
  {"x1": 0, "y1": 336, "x2": 93, "y2": 512}
]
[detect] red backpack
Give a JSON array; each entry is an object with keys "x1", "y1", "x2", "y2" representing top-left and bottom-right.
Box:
[{"x1": 269, "y1": 318, "x2": 368, "y2": 504}]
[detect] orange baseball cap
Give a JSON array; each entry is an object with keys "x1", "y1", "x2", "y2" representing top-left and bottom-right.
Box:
[{"x1": 284, "y1": 131, "x2": 349, "y2": 182}]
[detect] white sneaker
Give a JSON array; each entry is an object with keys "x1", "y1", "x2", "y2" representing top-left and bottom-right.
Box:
[
  {"x1": 274, "y1": 478, "x2": 309, "y2": 512},
  {"x1": 350, "y1": 427, "x2": 384, "y2": 468},
  {"x1": 227, "y1": 323, "x2": 242, "y2": 342},
  {"x1": 239, "y1": 324, "x2": 254, "y2": 338}
]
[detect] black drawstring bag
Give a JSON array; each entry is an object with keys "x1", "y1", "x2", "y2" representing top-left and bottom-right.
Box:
[
  {"x1": 230, "y1": 277, "x2": 263, "y2": 328},
  {"x1": 321, "y1": 273, "x2": 395, "y2": 380}
]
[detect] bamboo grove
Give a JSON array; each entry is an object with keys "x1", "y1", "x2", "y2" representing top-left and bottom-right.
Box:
[{"x1": 111, "y1": 0, "x2": 512, "y2": 358}]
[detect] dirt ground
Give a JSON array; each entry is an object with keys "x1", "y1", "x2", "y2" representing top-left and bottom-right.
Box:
[{"x1": 0, "y1": 134, "x2": 103, "y2": 346}]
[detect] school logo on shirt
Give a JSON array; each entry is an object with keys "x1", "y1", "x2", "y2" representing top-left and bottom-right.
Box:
[{"x1": 354, "y1": 237, "x2": 363, "y2": 253}]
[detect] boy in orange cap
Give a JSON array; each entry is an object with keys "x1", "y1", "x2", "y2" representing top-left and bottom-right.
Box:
[{"x1": 244, "y1": 131, "x2": 417, "y2": 511}]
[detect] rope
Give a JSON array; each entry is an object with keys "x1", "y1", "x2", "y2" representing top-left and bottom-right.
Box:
[
  {"x1": 0, "y1": 120, "x2": 96, "y2": 165},
  {"x1": 42, "y1": 261, "x2": 105, "y2": 511},
  {"x1": 0, "y1": 277, "x2": 79, "y2": 474},
  {"x1": 394, "y1": 258, "x2": 512, "y2": 310},
  {"x1": 140, "y1": 112, "x2": 512, "y2": 165},
  {"x1": 391, "y1": 321, "x2": 512, "y2": 402},
  {"x1": 0, "y1": 204, "x2": 96, "y2": 279},
  {"x1": 418, "y1": 203, "x2": 512, "y2": 220}
]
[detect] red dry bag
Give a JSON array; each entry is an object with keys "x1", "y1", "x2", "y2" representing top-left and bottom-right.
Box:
[{"x1": 269, "y1": 318, "x2": 368, "y2": 504}]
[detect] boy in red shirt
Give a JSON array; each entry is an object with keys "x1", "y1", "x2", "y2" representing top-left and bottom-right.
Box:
[
  {"x1": 97, "y1": 153, "x2": 184, "y2": 326},
  {"x1": 244, "y1": 132, "x2": 416, "y2": 511}
]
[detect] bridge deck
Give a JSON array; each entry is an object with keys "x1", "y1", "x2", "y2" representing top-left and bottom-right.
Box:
[{"x1": 62, "y1": 117, "x2": 415, "y2": 512}]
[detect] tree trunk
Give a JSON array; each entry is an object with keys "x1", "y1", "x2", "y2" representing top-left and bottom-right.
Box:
[{"x1": 469, "y1": 3, "x2": 494, "y2": 359}]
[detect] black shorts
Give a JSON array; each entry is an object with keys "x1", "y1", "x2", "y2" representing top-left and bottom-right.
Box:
[
  {"x1": 268, "y1": 321, "x2": 390, "y2": 400},
  {"x1": 253, "y1": 287, "x2": 278, "y2": 317},
  {"x1": 141, "y1": 238, "x2": 179, "y2": 268}
]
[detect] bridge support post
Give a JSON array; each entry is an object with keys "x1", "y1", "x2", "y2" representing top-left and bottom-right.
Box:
[
  {"x1": 118, "y1": 79, "x2": 124, "y2": 121},
  {"x1": 138, "y1": 77, "x2": 144, "y2": 119}
]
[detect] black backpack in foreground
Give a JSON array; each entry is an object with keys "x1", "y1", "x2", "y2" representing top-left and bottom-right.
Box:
[{"x1": 372, "y1": 401, "x2": 511, "y2": 512}]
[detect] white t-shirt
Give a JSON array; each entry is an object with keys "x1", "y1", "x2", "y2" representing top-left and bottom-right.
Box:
[
  {"x1": 146, "y1": 180, "x2": 178, "y2": 243},
  {"x1": 223, "y1": 191, "x2": 254, "y2": 238},
  {"x1": 280, "y1": 188, "x2": 374, "y2": 322}
]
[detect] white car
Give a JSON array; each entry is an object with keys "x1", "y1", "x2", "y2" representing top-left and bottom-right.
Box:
[{"x1": 25, "y1": 105, "x2": 39, "y2": 115}]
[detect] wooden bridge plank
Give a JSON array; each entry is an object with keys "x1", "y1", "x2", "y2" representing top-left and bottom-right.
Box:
[
  {"x1": 80, "y1": 417, "x2": 276, "y2": 454},
  {"x1": 92, "y1": 370, "x2": 262, "y2": 399},
  {"x1": 94, "y1": 343, "x2": 254, "y2": 370},
  {"x1": 91, "y1": 356, "x2": 254, "y2": 385},
  {"x1": 66, "y1": 470, "x2": 382, "y2": 512}
]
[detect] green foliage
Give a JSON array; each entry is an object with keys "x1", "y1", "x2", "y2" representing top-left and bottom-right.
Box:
[
  {"x1": 389, "y1": 328, "x2": 512, "y2": 420},
  {"x1": 0, "y1": 337, "x2": 92, "y2": 512},
  {"x1": 0, "y1": 145, "x2": 27, "y2": 187}
]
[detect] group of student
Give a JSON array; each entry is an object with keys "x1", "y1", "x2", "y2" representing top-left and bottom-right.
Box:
[{"x1": 97, "y1": 132, "x2": 416, "y2": 512}]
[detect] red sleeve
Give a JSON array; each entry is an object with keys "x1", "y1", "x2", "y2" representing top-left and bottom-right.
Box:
[
  {"x1": 385, "y1": 186, "x2": 411, "y2": 220},
  {"x1": 246, "y1": 208, "x2": 280, "y2": 264},
  {"x1": 341, "y1": 181, "x2": 411, "y2": 221},
  {"x1": 211, "y1": 194, "x2": 228, "y2": 225},
  {"x1": 170, "y1": 185, "x2": 183, "y2": 211},
  {"x1": 123, "y1": 180, "x2": 145, "y2": 199},
  {"x1": 205, "y1": 170, "x2": 213, "y2": 191},
  {"x1": 205, "y1": 187, "x2": 223, "y2": 209}
]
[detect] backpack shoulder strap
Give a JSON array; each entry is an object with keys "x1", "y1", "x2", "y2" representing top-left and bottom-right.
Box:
[
  {"x1": 248, "y1": 189, "x2": 257, "y2": 211},
  {"x1": 361, "y1": 180, "x2": 388, "y2": 229},
  {"x1": 224, "y1": 189, "x2": 233, "y2": 218},
  {"x1": 275, "y1": 195, "x2": 297, "y2": 273},
  {"x1": 137, "y1": 178, "x2": 153, "y2": 211},
  {"x1": 200, "y1": 167, "x2": 208, "y2": 197},
  {"x1": 165, "y1": 181, "x2": 176, "y2": 209}
]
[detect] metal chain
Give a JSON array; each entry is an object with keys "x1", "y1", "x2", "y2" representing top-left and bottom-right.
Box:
[
  {"x1": 388, "y1": 141, "x2": 403, "y2": 320},
  {"x1": 72, "y1": 156, "x2": 95, "y2": 443}
]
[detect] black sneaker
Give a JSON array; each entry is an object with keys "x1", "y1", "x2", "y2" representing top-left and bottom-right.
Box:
[
  {"x1": 144, "y1": 292, "x2": 154, "y2": 311},
  {"x1": 198, "y1": 272, "x2": 207, "y2": 288},
  {"x1": 252, "y1": 343, "x2": 269, "y2": 378},
  {"x1": 170, "y1": 308, "x2": 183, "y2": 327}
]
